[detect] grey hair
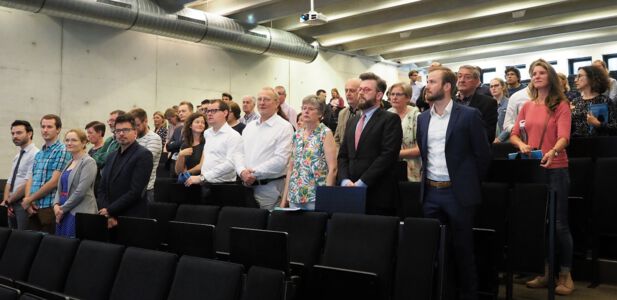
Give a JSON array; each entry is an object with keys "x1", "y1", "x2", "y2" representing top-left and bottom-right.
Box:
[{"x1": 302, "y1": 95, "x2": 326, "y2": 116}]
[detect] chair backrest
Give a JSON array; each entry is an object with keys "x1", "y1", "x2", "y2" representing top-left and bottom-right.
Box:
[
  {"x1": 476, "y1": 182, "x2": 509, "y2": 260},
  {"x1": 147, "y1": 201, "x2": 178, "y2": 246},
  {"x1": 490, "y1": 142, "x2": 518, "y2": 159},
  {"x1": 109, "y1": 247, "x2": 177, "y2": 300},
  {"x1": 0, "y1": 227, "x2": 11, "y2": 256},
  {"x1": 229, "y1": 227, "x2": 288, "y2": 272},
  {"x1": 205, "y1": 183, "x2": 259, "y2": 208},
  {"x1": 567, "y1": 137, "x2": 594, "y2": 158},
  {"x1": 115, "y1": 216, "x2": 160, "y2": 250},
  {"x1": 63, "y1": 240, "x2": 125, "y2": 300},
  {"x1": 509, "y1": 183, "x2": 548, "y2": 274},
  {"x1": 241, "y1": 266, "x2": 285, "y2": 300},
  {"x1": 0, "y1": 205, "x2": 7, "y2": 227},
  {"x1": 215, "y1": 206, "x2": 269, "y2": 254},
  {"x1": 315, "y1": 186, "x2": 367, "y2": 214},
  {"x1": 167, "y1": 256, "x2": 244, "y2": 300},
  {"x1": 593, "y1": 136, "x2": 617, "y2": 158},
  {"x1": 153, "y1": 178, "x2": 174, "y2": 203},
  {"x1": 308, "y1": 265, "x2": 379, "y2": 300},
  {"x1": 0, "y1": 230, "x2": 43, "y2": 280},
  {"x1": 167, "y1": 221, "x2": 215, "y2": 258},
  {"x1": 0, "y1": 283, "x2": 19, "y2": 300},
  {"x1": 568, "y1": 157, "x2": 593, "y2": 199},
  {"x1": 397, "y1": 182, "x2": 422, "y2": 219},
  {"x1": 175, "y1": 204, "x2": 219, "y2": 225},
  {"x1": 321, "y1": 213, "x2": 399, "y2": 300},
  {"x1": 75, "y1": 213, "x2": 109, "y2": 242},
  {"x1": 168, "y1": 184, "x2": 202, "y2": 204},
  {"x1": 394, "y1": 218, "x2": 440, "y2": 300},
  {"x1": 27, "y1": 235, "x2": 80, "y2": 291},
  {"x1": 267, "y1": 210, "x2": 328, "y2": 267},
  {"x1": 593, "y1": 157, "x2": 617, "y2": 234},
  {"x1": 473, "y1": 228, "x2": 499, "y2": 299}
]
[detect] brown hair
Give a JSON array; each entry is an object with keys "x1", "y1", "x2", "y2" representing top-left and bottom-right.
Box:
[
  {"x1": 528, "y1": 59, "x2": 567, "y2": 112},
  {"x1": 41, "y1": 114, "x2": 62, "y2": 129},
  {"x1": 359, "y1": 72, "x2": 387, "y2": 94},
  {"x1": 85, "y1": 121, "x2": 106, "y2": 137},
  {"x1": 578, "y1": 65, "x2": 610, "y2": 95},
  {"x1": 182, "y1": 113, "x2": 206, "y2": 147}
]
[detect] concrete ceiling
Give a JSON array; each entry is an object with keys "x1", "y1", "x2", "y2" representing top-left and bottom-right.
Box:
[{"x1": 187, "y1": 0, "x2": 617, "y2": 66}]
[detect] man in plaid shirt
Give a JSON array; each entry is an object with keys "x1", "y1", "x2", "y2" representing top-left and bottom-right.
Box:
[{"x1": 22, "y1": 114, "x2": 70, "y2": 234}]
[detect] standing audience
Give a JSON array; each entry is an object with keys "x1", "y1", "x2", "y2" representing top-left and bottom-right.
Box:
[
  {"x1": 153, "y1": 111, "x2": 168, "y2": 148},
  {"x1": 240, "y1": 95, "x2": 260, "y2": 124},
  {"x1": 131, "y1": 108, "x2": 162, "y2": 202},
  {"x1": 280, "y1": 95, "x2": 337, "y2": 210},
  {"x1": 85, "y1": 121, "x2": 106, "y2": 157},
  {"x1": 275, "y1": 86, "x2": 297, "y2": 129},
  {"x1": 570, "y1": 65, "x2": 616, "y2": 136},
  {"x1": 227, "y1": 101, "x2": 246, "y2": 134},
  {"x1": 490, "y1": 78, "x2": 510, "y2": 142},
  {"x1": 592, "y1": 59, "x2": 617, "y2": 101},
  {"x1": 92, "y1": 110, "x2": 124, "y2": 169},
  {"x1": 334, "y1": 78, "x2": 362, "y2": 147},
  {"x1": 53, "y1": 129, "x2": 98, "y2": 237},
  {"x1": 387, "y1": 82, "x2": 422, "y2": 182},
  {"x1": 175, "y1": 113, "x2": 207, "y2": 176}
]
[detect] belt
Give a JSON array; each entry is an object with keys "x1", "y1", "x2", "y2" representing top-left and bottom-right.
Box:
[
  {"x1": 251, "y1": 175, "x2": 286, "y2": 186},
  {"x1": 426, "y1": 179, "x2": 452, "y2": 189}
]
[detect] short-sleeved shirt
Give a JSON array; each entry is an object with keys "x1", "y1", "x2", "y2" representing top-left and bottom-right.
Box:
[
  {"x1": 29, "y1": 140, "x2": 71, "y2": 208},
  {"x1": 7, "y1": 143, "x2": 39, "y2": 193}
]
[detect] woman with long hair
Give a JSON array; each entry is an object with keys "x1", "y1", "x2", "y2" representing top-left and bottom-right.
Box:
[
  {"x1": 153, "y1": 111, "x2": 168, "y2": 148},
  {"x1": 175, "y1": 113, "x2": 207, "y2": 175},
  {"x1": 510, "y1": 59, "x2": 574, "y2": 295}
]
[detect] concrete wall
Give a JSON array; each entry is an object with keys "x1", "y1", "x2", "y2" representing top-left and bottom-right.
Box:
[{"x1": 0, "y1": 7, "x2": 402, "y2": 174}]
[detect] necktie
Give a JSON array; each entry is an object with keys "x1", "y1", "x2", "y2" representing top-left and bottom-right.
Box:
[
  {"x1": 354, "y1": 115, "x2": 366, "y2": 150},
  {"x1": 9, "y1": 150, "x2": 25, "y2": 192}
]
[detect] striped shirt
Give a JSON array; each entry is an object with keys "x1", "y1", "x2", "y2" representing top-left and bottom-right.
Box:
[
  {"x1": 28, "y1": 140, "x2": 71, "y2": 208},
  {"x1": 136, "y1": 130, "x2": 162, "y2": 190}
]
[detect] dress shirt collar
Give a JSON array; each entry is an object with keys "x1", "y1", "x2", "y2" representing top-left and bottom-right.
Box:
[
  {"x1": 210, "y1": 122, "x2": 233, "y2": 135},
  {"x1": 256, "y1": 113, "x2": 281, "y2": 127},
  {"x1": 22, "y1": 142, "x2": 36, "y2": 153},
  {"x1": 362, "y1": 105, "x2": 379, "y2": 119},
  {"x1": 430, "y1": 99, "x2": 453, "y2": 118}
]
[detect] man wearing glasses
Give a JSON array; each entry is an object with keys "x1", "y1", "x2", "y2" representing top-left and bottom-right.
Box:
[
  {"x1": 97, "y1": 114, "x2": 153, "y2": 228},
  {"x1": 338, "y1": 72, "x2": 402, "y2": 216}
]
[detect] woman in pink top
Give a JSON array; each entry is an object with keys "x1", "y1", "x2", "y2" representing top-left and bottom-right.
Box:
[{"x1": 510, "y1": 59, "x2": 574, "y2": 295}]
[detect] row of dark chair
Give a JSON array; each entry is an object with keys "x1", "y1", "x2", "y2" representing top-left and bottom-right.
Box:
[
  {"x1": 75, "y1": 208, "x2": 443, "y2": 300},
  {"x1": 0, "y1": 228, "x2": 287, "y2": 300}
]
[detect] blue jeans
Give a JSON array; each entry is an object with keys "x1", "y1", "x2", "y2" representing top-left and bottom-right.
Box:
[{"x1": 545, "y1": 168, "x2": 573, "y2": 272}]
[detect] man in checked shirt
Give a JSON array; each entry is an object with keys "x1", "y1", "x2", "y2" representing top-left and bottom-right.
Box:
[{"x1": 22, "y1": 114, "x2": 71, "y2": 234}]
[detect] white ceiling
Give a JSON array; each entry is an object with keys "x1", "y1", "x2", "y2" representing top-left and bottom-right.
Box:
[{"x1": 188, "y1": 0, "x2": 617, "y2": 66}]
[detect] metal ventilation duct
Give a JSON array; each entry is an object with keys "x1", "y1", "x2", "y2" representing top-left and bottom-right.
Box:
[{"x1": 0, "y1": 0, "x2": 318, "y2": 63}]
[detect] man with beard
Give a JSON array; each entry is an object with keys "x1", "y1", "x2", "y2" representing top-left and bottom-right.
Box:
[
  {"x1": 337, "y1": 72, "x2": 402, "y2": 216},
  {"x1": 2, "y1": 120, "x2": 39, "y2": 229},
  {"x1": 416, "y1": 66, "x2": 491, "y2": 300}
]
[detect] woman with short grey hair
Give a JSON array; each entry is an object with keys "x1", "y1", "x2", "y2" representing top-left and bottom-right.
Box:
[{"x1": 280, "y1": 95, "x2": 337, "y2": 210}]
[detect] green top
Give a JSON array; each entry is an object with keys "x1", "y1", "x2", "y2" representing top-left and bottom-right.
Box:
[{"x1": 92, "y1": 136, "x2": 119, "y2": 168}]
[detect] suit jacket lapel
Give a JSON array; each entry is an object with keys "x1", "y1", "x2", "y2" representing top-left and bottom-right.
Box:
[
  {"x1": 421, "y1": 113, "x2": 430, "y2": 156},
  {"x1": 357, "y1": 108, "x2": 381, "y2": 149},
  {"x1": 347, "y1": 114, "x2": 360, "y2": 157},
  {"x1": 446, "y1": 103, "x2": 461, "y2": 145},
  {"x1": 110, "y1": 145, "x2": 136, "y2": 183}
]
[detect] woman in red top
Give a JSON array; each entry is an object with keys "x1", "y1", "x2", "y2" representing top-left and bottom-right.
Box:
[{"x1": 510, "y1": 59, "x2": 574, "y2": 295}]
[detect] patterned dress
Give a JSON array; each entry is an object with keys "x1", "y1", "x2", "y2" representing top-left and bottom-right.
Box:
[
  {"x1": 571, "y1": 94, "x2": 617, "y2": 137},
  {"x1": 287, "y1": 123, "x2": 330, "y2": 205},
  {"x1": 56, "y1": 169, "x2": 75, "y2": 237},
  {"x1": 388, "y1": 106, "x2": 421, "y2": 181}
]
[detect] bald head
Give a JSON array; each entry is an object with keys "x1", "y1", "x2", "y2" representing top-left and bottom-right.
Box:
[{"x1": 345, "y1": 78, "x2": 362, "y2": 108}]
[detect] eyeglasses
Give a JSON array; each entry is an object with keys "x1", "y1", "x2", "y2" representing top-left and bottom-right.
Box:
[
  {"x1": 390, "y1": 92, "x2": 406, "y2": 97},
  {"x1": 205, "y1": 108, "x2": 223, "y2": 114},
  {"x1": 574, "y1": 74, "x2": 587, "y2": 79},
  {"x1": 301, "y1": 106, "x2": 317, "y2": 111},
  {"x1": 114, "y1": 128, "x2": 134, "y2": 134},
  {"x1": 358, "y1": 87, "x2": 374, "y2": 93}
]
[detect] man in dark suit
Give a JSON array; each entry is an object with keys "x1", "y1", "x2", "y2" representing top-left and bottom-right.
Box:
[
  {"x1": 338, "y1": 72, "x2": 402, "y2": 216},
  {"x1": 417, "y1": 66, "x2": 491, "y2": 300},
  {"x1": 456, "y1": 65, "x2": 498, "y2": 142},
  {"x1": 98, "y1": 114, "x2": 153, "y2": 228}
]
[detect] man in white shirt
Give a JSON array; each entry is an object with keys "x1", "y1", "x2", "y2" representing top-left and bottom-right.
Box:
[
  {"x1": 409, "y1": 70, "x2": 424, "y2": 104},
  {"x1": 235, "y1": 87, "x2": 294, "y2": 210},
  {"x1": 2, "y1": 120, "x2": 39, "y2": 229},
  {"x1": 130, "y1": 108, "x2": 162, "y2": 203},
  {"x1": 240, "y1": 95, "x2": 260, "y2": 125},
  {"x1": 495, "y1": 86, "x2": 530, "y2": 143},
  {"x1": 185, "y1": 100, "x2": 242, "y2": 187},
  {"x1": 275, "y1": 86, "x2": 297, "y2": 129},
  {"x1": 416, "y1": 66, "x2": 491, "y2": 300}
]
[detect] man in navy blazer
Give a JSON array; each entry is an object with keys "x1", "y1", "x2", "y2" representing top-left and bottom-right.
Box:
[
  {"x1": 416, "y1": 66, "x2": 491, "y2": 300},
  {"x1": 98, "y1": 114, "x2": 153, "y2": 227},
  {"x1": 338, "y1": 72, "x2": 402, "y2": 216}
]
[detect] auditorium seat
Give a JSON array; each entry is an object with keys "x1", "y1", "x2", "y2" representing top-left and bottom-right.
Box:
[
  {"x1": 591, "y1": 157, "x2": 617, "y2": 286},
  {"x1": 473, "y1": 228, "x2": 499, "y2": 300},
  {"x1": 75, "y1": 213, "x2": 109, "y2": 242},
  {"x1": 476, "y1": 182, "x2": 509, "y2": 268},
  {"x1": 18, "y1": 235, "x2": 79, "y2": 292},
  {"x1": 214, "y1": 206, "x2": 269, "y2": 257},
  {"x1": 394, "y1": 218, "x2": 441, "y2": 300},
  {"x1": 108, "y1": 247, "x2": 177, "y2": 300},
  {"x1": 490, "y1": 142, "x2": 518, "y2": 159},
  {"x1": 397, "y1": 181, "x2": 422, "y2": 218},
  {"x1": 509, "y1": 184, "x2": 548, "y2": 274},
  {"x1": 167, "y1": 255, "x2": 244, "y2": 300},
  {"x1": 0, "y1": 205, "x2": 7, "y2": 228},
  {"x1": 175, "y1": 204, "x2": 219, "y2": 225},
  {"x1": 241, "y1": 266, "x2": 286, "y2": 300},
  {"x1": 0, "y1": 284, "x2": 19, "y2": 300},
  {"x1": 592, "y1": 136, "x2": 617, "y2": 157},
  {"x1": 317, "y1": 213, "x2": 399, "y2": 300},
  {"x1": 115, "y1": 216, "x2": 160, "y2": 250},
  {"x1": 267, "y1": 210, "x2": 328, "y2": 267},
  {"x1": 568, "y1": 157, "x2": 594, "y2": 257},
  {"x1": 62, "y1": 240, "x2": 124, "y2": 300},
  {"x1": 167, "y1": 221, "x2": 215, "y2": 258},
  {"x1": 205, "y1": 183, "x2": 259, "y2": 208},
  {"x1": 229, "y1": 227, "x2": 289, "y2": 273},
  {"x1": 0, "y1": 227, "x2": 10, "y2": 255},
  {"x1": 0, "y1": 230, "x2": 43, "y2": 284},
  {"x1": 147, "y1": 201, "x2": 178, "y2": 247},
  {"x1": 154, "y1": 178, "x2": 174, "y2": 203}
]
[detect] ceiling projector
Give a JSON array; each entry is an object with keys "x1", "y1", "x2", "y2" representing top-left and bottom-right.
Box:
[{"x1": 300, "y1": 10, "x2": 328, "y2": 25}]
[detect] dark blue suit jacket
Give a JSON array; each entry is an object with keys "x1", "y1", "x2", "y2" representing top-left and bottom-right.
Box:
[
  {"x1": 416, "y1": 101, "x2": 491, "y2": 207},
  {"x1": 97, "y1": 142, "x2": 153, "y2": 217}
]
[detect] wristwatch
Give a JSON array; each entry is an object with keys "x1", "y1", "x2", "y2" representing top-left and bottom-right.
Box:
[
  {"x1": 552, "y1": 148, "x2": 559, "y2": 157},
  {"x1": 199, "y1": 174, "x2": 206, "y2": 183}
]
